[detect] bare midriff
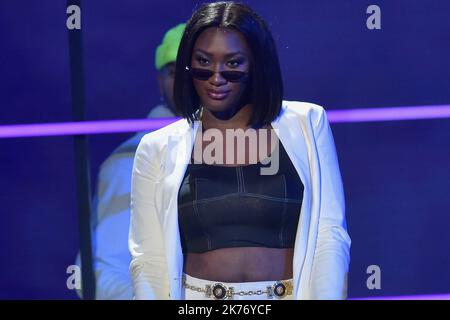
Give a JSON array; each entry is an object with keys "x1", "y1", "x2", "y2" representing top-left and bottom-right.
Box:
[{"x1": 184, "y1": 247, "x2": 294, "y2": 282}]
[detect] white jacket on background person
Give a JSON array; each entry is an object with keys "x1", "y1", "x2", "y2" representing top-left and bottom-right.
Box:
[
  {"x1": 129, "y1": 101, "x2": 351, "y2": 300},
  {"x1": 76, "y1": 104, "x2": 176, "y2": 300}
]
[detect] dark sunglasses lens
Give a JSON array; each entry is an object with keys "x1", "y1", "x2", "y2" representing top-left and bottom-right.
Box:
[
  {"x1": 190, "y1": 68, "x2": 213, "y2": 81},
  {"x1": 221, "y1": 71, "x2": 247, "y2": 82},
  {"x1": 190, "y1": 68, "x2": 248, "y2": 82}
]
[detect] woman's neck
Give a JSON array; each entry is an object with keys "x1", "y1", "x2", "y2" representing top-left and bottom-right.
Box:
[{"x1": 201, "y1": 103, "x2": 253, "y2": 131}]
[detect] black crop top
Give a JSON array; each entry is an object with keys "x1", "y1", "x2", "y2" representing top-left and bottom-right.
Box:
[{"x1": 177, "y1": 139, "x2": 304, "y2": 254}]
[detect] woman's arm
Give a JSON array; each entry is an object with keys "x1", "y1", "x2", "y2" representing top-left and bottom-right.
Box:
[
  {"x1": 309, "y1": 107, "x2": 351, "y2": 299},
  {"x1": 129, "y1": 135, "x2": 171, "y2": 299}
]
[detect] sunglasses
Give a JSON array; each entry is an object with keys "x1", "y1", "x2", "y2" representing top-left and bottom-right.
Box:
[{"x1": 188, "y1": 67, "x2": 249, "y2": 83}]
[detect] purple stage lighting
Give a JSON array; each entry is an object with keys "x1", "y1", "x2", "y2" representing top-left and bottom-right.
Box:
[
  {"x1": 1, "y1": 105, "x2": 450, "y2": 139},
  {"x1": 0, "y1": 117, "x2": 180, "y2": 138},
  {"x1": 327, "y1": 104, "x2": 450, "y2": 123}
]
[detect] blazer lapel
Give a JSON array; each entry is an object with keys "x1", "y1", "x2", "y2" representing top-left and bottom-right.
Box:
[{"x1": 271, "y1": 104, "x2": 312, "y2": 298}]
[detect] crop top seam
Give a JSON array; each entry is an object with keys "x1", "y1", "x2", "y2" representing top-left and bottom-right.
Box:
[
  {"x1": 279, "y1": 174, "x2": 287, "y2": 247},
  {"x1": 178, "y1": 191, "x2": 303, "y2": 209},
  {"x1": 193, "y1": 199, "x2": 212, "y2": 251}
]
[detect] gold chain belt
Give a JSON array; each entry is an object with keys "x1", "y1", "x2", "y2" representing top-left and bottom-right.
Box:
[{"x1": 182, "y1": 275, "x2": 293, "y2": 300}]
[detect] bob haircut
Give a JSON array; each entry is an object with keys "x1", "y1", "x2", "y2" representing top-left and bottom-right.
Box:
[{"x1": 174, "y1": 1, "x2": 283, "y2": 128}]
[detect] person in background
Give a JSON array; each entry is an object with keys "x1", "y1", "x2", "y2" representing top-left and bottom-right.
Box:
[{"x1": 76, "y1": 23, "x2": 185, "y2": 299}]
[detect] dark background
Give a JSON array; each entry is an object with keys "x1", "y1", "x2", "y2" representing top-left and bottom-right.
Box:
[{"x1": 0, "y1": 0, "x2": 449, "y2": 299}]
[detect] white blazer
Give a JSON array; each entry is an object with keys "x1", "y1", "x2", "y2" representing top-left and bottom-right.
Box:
[{"x1": 129, "y1": 101, "x2": 351, "y2": 300}]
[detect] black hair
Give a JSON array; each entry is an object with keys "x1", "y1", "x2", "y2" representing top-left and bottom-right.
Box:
[{"x1": 174, "y1": 1, "x2": 283, "y2": 128}]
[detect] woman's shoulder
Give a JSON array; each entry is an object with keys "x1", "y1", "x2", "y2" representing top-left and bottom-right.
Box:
[
  {"x1": 137, "y1": 118, "x2": 192, "y2": 153},
  {"x1": 281, "y1": 100, "x2": 327, "y2": 127}
]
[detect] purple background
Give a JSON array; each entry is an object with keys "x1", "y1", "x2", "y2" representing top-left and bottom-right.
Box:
[{"x1": 0, "y1": 0, "x2": 449, "y2": 299}]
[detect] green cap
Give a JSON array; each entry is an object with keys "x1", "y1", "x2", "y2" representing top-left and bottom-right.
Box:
[{"x1": 155, "y1": 23, "x2": 186, "y2": 70}]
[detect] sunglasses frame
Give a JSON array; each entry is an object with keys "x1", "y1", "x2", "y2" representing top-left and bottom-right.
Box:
[{"x1": 187, "y1": 67, "x2": 249, "y2": 83}]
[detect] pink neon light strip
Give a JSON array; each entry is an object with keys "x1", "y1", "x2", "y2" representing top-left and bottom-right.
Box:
[
  {"x1": 327, "y1": 104, "x2": 450, "y2": 123},
  {"x1": 0, "y1": 118, "x2": 178, "y2": 138},
  {"x1": 1, "y1": 105, "x2": 449, "y2": 138}
]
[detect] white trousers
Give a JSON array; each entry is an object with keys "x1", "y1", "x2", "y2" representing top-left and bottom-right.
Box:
[{"x1": 182, "y1": 273, "x2": 294, "y2": 300}]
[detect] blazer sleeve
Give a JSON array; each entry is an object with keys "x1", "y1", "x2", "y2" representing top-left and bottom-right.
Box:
[
  {"x1": 92, "y1": 154, "x2": 134, "y2": 300},
  {"x1": 309, "y1": 107, "x2": 351, "y2": 299},
  {"x1": 129, "y1": 134, "x2": 170, "y2": 299}
]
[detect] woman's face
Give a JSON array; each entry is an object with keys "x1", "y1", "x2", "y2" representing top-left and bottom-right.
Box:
[{"x1": 191, "y1": 27, "x2": 251, "y2": 114}]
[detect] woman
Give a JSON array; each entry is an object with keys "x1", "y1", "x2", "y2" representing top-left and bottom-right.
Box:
[{"x1": 129, "y1": 1, "x2": 350, "y2": 300}]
